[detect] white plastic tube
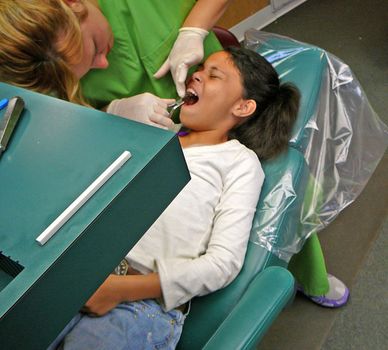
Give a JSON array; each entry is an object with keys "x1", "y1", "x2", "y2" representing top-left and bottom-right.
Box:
[{"x1": 36, "y1": 151, "x2": 131, "y2": 246}]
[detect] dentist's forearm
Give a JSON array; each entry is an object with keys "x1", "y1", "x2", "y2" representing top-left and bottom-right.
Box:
[{"x1": 183, "y1": 0, "x2": 231, "y2": 30}]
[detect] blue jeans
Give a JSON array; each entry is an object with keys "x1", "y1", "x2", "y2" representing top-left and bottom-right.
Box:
[{"x1": 48, "y1": 299, "x2": 185, "y2": 350}]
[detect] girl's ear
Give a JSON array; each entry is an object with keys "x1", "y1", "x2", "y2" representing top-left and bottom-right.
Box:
[{"x1": 232, "y1": 99, "x2": 257, "y2": 118}]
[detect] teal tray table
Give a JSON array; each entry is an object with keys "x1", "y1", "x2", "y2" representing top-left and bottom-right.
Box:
[{"x1": 0, "y1": 83, "x2": 190, "y2": 349}]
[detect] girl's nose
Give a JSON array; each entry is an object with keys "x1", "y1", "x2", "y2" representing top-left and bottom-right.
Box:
[{"x1": 191, "y1": 71, "x2": 202, "y2": 82}]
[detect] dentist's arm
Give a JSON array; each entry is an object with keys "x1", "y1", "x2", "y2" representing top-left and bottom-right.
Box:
[
  {"x1": 154, "y1": 0, "x2": 232, "y2": 97},
  {"x1": 182, "y1": 0, "x2": 231, "y2": 30}
]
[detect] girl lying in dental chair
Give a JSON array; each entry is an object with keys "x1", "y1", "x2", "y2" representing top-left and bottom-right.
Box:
[{"x1": 49, "y1": 47, "x2": 299, "y2": 350}]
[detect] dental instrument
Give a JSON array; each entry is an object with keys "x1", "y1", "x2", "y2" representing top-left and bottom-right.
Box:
[
  {"x1": 168, "y1": 92, "x2": 199, "y2": 118},
  {"x1": 0, "y1": 96, "x2": 25, "y2": 157}
]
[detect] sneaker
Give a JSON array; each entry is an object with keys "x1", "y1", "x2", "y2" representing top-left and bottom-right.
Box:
[{"x1": 297, "y1": 274, "x2": 350, "y2": 308}]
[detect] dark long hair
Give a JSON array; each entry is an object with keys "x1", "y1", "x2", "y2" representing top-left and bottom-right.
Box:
[{"x1": 226, "y1": 46, "x2": 300, "y2": 160}]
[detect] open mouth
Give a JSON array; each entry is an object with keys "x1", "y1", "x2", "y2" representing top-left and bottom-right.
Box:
[{"x1": 183, "y1": 89, "x2": 199, "y2": 105}]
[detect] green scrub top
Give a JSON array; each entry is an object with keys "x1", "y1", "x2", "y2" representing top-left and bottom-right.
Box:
[{"x1": 81, "y1": 0, "x2": 223, "y2": 108}]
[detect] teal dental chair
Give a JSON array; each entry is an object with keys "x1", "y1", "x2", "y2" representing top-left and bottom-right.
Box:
[
  {"x1": 177, "y1": 28, "x2": 315, "y2": 350},
  {"x1": 178, "y1": 149, "x2": 307, "y2": 350},
  {"x1": 178, "y1": 28, "x2": 387, "y2": 349}
]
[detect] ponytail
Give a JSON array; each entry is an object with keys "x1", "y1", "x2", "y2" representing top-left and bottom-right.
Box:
[{"x1": 226, "y1": 47, "x2": 300, "y2": 160}]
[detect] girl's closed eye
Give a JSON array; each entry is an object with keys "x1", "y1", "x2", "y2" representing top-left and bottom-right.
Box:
[{"x1": 208, "y1": 66, "x2": 225, "y2": 79}]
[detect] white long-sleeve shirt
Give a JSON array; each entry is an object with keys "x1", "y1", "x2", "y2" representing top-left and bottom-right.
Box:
[{"x1": 127, "y1": 139, "x2": 264, "y2": 311}]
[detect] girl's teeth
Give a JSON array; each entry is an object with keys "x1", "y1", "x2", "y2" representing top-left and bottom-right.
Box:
[{"x1": 183, "y1": 91, "x2": 199, "y2": 105}]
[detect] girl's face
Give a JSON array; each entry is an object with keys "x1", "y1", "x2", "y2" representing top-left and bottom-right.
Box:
[
  {"x1": 69, "y1": 1, "x2": 114, "y2": 78},
  {"x1": 179, "y1": 51, "x2": 245, "y2": 132}
]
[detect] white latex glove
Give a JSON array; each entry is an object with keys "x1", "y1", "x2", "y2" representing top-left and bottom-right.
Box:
[
  {"x1": 154, "y1": 27, "x2": 209, "y2": 97},
  {"x1": 107, "y1": 93, "x2": 175, "y2": 129}
]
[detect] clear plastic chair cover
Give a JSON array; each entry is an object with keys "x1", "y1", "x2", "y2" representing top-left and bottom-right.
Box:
[{"x1": 245, "y1": 29, "x2": 388, "y2": 261}]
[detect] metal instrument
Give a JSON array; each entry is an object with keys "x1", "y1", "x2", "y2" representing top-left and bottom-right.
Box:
[
  {"x1": 0, "y1": 96, "x2": 25, "y2": 157},
  {"x1": 168, "y1": 98, "x2": 185, "y2": 118}
]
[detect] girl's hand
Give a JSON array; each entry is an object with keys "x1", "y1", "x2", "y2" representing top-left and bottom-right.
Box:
[
  {"x1": 82, "y1": 274, "x2": 123, "y2": 316},
  {"x1": 81, "y1": 272, "x2": 162, "y2": 316}
]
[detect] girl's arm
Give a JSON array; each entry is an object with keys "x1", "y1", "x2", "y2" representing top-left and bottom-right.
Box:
[
  {"x1": 83, "y1": 273, "x2": 161, "y2": 316},
  {"x1": 156, "y1": 151, "x2": 264, "y2": 311}
]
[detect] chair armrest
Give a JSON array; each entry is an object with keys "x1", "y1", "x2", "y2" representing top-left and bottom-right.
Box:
[{"x1": 202, "y1": 266, "x2": 295, "y2": 350}]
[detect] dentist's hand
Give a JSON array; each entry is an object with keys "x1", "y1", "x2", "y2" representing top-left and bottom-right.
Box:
[
  {"x1": 154, "y1": 27, "x2": 208, "y2": 97},
  {"x1": 107, "y1": 93, "x2": 175, "y2": 129}
]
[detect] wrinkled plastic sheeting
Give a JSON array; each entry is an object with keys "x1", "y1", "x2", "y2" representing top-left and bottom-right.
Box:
[{"x1": 245, "y1": 29, "x2": 388, "y2": 262}]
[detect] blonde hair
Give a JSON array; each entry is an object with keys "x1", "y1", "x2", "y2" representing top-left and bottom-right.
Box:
[{"x1": 0, "y1": 0, "x2": 88, "y2": 104}]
